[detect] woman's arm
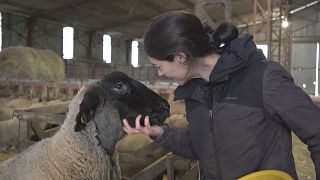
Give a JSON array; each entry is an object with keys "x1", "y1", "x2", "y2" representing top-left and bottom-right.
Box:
[
  {"x1": 263, "y1": 62, "x2": 320, "y2": 178},
  {"x1": 123, "y1": 115, "x2": 199, "y2": 160}
]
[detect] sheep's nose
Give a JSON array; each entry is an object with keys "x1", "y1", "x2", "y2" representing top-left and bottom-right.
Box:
[{"x1": 160, "y1": 101, "x2": 170, "y2": 112}]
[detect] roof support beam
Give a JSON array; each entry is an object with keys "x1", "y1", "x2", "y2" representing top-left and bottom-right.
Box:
[
  {"x1": 194, "y1": 0, "x2": 231, "y2": 29},
  {"x1": 176, "y1": 0, "x2": 194, "y2": 9}
]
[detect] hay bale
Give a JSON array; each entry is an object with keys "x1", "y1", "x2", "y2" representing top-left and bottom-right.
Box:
[
  {"x1": 116, "y1": 134, "x2": 154, "y2": 153},
  {"x1": 0, "y1": 46, "x2": 65, "y2": 81},
  {"x1": 165, "y1": 114, "x2": 188, "y2": 128},
  {"x1": 0, "y1": 150, "x2": 17, "y2": 162}
]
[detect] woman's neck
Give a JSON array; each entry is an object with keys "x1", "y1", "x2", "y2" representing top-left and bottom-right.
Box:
[{"x1": 188, "y1": 53, "x2": 220, "y2": 81}]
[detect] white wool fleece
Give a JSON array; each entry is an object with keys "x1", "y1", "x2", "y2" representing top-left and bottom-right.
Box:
[{"x1": 0, "y1": 86, "x2": 121, "y2": 180}]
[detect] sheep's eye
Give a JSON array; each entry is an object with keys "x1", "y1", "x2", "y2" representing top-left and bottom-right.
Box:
[{"x1": 115, "y1": 82, "x2": 123, "y2": 90}]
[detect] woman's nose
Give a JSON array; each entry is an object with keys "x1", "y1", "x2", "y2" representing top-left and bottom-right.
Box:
[{"x1": 157, "y1": 70, "x2": 164, "y2": 77}]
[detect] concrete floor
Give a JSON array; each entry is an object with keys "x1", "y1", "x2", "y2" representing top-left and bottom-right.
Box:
[{"x1": 293, "y1": 133, "x2": 316, "y2": 180}]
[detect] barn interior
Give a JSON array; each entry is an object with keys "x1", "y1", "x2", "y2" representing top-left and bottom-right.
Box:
[{"x1": 0, "y1": 0, "x2": 319, "y2": 179}]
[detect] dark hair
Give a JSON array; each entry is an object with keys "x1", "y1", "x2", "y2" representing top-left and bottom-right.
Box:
[{"x1": 143, "y1": 11, "x2": 239, "y2": 62}]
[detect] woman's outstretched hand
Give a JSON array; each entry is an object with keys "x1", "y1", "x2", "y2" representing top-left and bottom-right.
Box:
[{"x1": 123, "y1": 115, "x2": 164, "y2": 138}]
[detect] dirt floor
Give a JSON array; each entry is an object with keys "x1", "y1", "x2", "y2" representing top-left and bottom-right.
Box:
[
  {"x1": 0, "y1": 97, "x2": 317, "y2": 179},
  {"x1": 292, "y1": 134, "x2": 316, "y2": 180}
]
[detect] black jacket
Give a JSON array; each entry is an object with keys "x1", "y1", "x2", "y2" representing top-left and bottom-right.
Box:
[{"x1": 154, "y1": 33, "x2": 320, "y2": 179}]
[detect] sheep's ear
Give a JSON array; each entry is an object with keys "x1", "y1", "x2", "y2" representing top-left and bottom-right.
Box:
[
  {"x1": 74, "y1": 88, "x2": 101, "y2": 132},
  {"x1": 74, "y1": 94, "x2": 105, "y2": 132},
  {"x1": 74, "y1": 111, "x2": 93, "y2": 132}
]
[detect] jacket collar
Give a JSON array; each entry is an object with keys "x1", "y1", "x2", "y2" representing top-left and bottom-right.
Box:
[
  {"x1": 174, "y1": 33, "x2": 256, "y2": 101},
  {"x1": 208, "y1": 33, "x2": 256, "y2": 82}
]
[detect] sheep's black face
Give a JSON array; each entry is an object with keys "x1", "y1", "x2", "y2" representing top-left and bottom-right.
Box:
[
  {"x1": 74, "y1": 71, "x2": 170, "y2": 132},
  {"x1": 101, "y1": 71, "x2": 170, "y2": 127}
]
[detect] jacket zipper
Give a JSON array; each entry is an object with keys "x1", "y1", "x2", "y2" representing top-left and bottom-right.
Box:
[{"x1": 210, "y1": 107, "x2": 222, "y2": 180}]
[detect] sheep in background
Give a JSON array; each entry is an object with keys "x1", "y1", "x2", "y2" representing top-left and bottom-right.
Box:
[
  {"x1": 0, "y1": 71, "x2": 170, "y2": 180},
  {"x1": 0, "y1": 118, "x2": 19, "y2": 151}
]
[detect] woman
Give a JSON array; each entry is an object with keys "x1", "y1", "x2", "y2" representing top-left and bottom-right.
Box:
[{"x1": 123, "y1": 11, "x2": 320, "y2": 180}]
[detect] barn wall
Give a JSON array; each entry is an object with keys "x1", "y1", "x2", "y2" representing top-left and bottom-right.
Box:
[
  {"x1": 2, "y1": 13, "x2": 27, "y2": 48},
  {"x1": 2, "y1": 13, "x2": 63, "y2": 55},
  {"x1": 0, "y1": 12, "x2": 152, "y2": 66},
  {"x1": 290, "y1": 6, "x2": 320, "y2": 95}
]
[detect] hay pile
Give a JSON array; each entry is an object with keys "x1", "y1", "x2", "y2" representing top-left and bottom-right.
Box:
[
  {"x1": 0, "y1": 46, "x2": 65, "y2": 81},
  {"x1": 0, "y1": 150, "x2": 16, "y2": 162}
]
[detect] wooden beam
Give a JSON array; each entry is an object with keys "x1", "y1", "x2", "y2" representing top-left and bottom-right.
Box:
[
  {"x1": 30, "y1": 121, "x2": 45, "y2": 139},
  {"x1": 32, "y1": 0, "x2": 99, "y2": 17},
  {"x1": 176, "y1": 163, "x2": 199, "y2": 180},
  {"x1": 130, "y1": 154, "x2": 169, "y2": 180},
  {"x1": 177, "y1": 0, "x2": 194, "y2": 9},
  {"x1": 26, "y1": 16, "x2": 38, "y2": 47},
  {"x1": 16, "y1": 111, "x2": 65, "y2": 125},
  {"x1": 139, "y1": 0, "x2": 165, "y2": 13}
]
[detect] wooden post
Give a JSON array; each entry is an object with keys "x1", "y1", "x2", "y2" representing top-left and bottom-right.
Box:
[
  {"x1": 42, "y1": 83, "x2": 48, "y2": 101},
  {"x1": 166, "y1": 153, "x2": 174, "y2": 180},
  {"x1": 26, "y1": 17, "x2": 38, "y2": 47},
  {"x1": 54, "y1": 83, "x2": 60, "y2": 99},
  {"x1": 29, "y1": 85, "x2": 35, "y2": 98},
  {"x1": 18, "y1": 84, "x2": 23, "y2": 96},
  {"x1": 253, "y1": 0, "x2": 257, "y2": 40}
]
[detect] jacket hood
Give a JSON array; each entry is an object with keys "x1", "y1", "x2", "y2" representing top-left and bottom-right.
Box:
[
  {"x1": 209, "y1": 33, "x2": 256, "y2": 82},
  {"x1": 174, "y1": 33, "x2": 257, "y2": 101}
]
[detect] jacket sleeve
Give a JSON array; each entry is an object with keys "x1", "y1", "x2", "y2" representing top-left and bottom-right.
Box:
[
  {"x1": 152, "y1": 124, "x2": 199, "y2": 160},
  {"x1": 263, "y1": 62, "x2": 320, "y2": 178}
]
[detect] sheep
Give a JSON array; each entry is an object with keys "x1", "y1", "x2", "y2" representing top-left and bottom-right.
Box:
[
  {"x1": 0, "y1": 118, "x2": 19, "y2": 151},
  {"x1": 0, "y1": 71, "x2": 170, "y2": 180}
]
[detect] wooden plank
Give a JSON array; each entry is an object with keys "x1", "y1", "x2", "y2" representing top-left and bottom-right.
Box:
[
  {"x1": 18, "y1": 111, "x2": 65, "y2": 125},
  {"x1": 129, "y1": 154, "x2": 168, "y2": 180},
  {"x1": 30, "y1": 121, "x2": 45, "y2": 139},
  {"x1": 176, "y1": 163, "x2": 199, "y2": 180},
  {"x1": 172, "y1": 156, "x2": 194, "y2": 171},
  {"x1": 23, "y1": 101, "x2": 69, "y2": 114},
  {"x1": 43, "y1": 126, "x2": 60, "y2": 138},
  {"x1": 166, "y1": 153, "x2": 174, "y2": 180}
]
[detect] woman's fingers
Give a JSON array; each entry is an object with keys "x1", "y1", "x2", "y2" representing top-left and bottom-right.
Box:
[
  {"x1": 144, "y1": 115, "x2": 150, "y2": 127},
  {"x1": 135, "y1": 114, "x2": 142, "y2": 129},
  {"x1": 123, "y1": 115, "x2": 155, "y2": 135},
  {"x1": 123, "y1": 119, "x2": 140, "y2": 133}
]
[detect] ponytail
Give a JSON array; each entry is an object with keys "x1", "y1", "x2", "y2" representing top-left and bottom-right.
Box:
[{"x1": 204, "y1": 22, "x2": 239, "y2": 55}]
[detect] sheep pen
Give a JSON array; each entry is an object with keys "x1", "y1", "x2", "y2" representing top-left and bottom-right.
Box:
[{"x1": 0, "y1": 71, "x2": 170, "y2": 180}]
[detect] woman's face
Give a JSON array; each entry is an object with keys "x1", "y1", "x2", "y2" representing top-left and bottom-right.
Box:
[{"x1": 149, "y1": 56, "x2": 189, "y2": 85}]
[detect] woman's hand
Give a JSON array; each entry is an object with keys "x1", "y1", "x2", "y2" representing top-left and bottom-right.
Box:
[{"x1": 123, "y1": 115, "x2": 164, "y2": 138}]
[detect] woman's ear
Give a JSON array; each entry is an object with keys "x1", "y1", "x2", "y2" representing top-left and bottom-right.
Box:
[{"x1": 173, "y1": 53, "x2": 187, "y2": 64}]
